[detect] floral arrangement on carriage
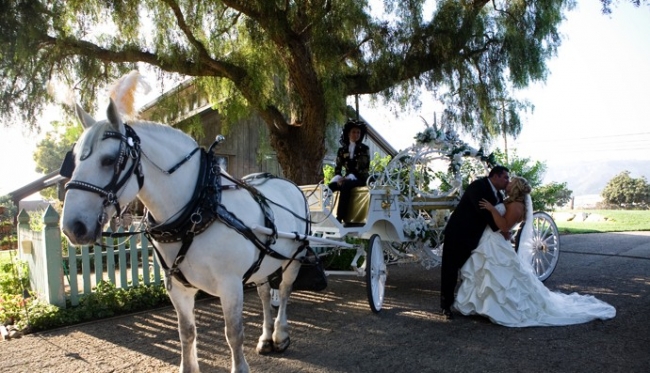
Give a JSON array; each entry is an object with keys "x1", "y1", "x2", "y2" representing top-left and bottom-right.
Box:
[{"x1": 370, "y1": 119, "x2": 497, "y2": 262}]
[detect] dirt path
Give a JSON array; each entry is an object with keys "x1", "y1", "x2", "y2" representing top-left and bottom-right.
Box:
[{"x1": 1, "y1": 232, "x2": 649, "y2": 372}]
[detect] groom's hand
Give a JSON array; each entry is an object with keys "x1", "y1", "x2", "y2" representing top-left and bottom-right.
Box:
[{"x1": 501, "y1": 231, "x2": 512, "y2": 241}]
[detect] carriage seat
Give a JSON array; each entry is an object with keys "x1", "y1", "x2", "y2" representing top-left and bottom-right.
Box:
[
  {"x1": 337, "y1": 186, "x2": 370, "y2": 224},
  {"x1": 300, "y1": 185, "x2": 370, "y2": 225}
]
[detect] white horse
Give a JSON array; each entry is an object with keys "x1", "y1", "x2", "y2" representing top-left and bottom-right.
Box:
[{"x1": 60, "y1": 99, "x2": 310, "y2": 373}]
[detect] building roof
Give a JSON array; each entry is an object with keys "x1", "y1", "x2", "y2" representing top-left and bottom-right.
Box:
[{"x1": 140, "y1": 80, "x2": 399, "y2": 158}]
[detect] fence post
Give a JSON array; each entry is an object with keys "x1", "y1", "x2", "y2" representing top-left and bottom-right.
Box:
[
  {"x1": 17, "y1": 209, "x2": 34, "y2": 289},
  {"x1": 42, "y1": 206, "x2": 65, "y2": 307}
]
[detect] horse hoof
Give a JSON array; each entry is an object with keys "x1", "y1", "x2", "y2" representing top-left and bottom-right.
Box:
[
  {"x1": 274, "y1": 337, "x2": 290, "y2": 353},
  {"x1": 256, "y1": 339, "x2": 274, "y2": 355}
]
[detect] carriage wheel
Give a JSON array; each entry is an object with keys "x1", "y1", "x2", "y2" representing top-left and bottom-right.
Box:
[
  {"x1": 515, "y1": 212, "x2": 561, "y2": 282},
  {"x1": 270, "y1": 288, "x2": 280, "y2": 310},
  {"x1": 366, "y1": 234, "x2": 387, "y2": 313}
]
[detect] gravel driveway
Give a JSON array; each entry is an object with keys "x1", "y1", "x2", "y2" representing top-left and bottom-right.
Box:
[{"x1": 1, "y1": 232, "x2": 649, "y2": 372}]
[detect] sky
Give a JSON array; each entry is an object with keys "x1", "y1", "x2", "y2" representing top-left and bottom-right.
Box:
[{"x1": 1, "y1": 1, "x2": 649, "y2": 198}]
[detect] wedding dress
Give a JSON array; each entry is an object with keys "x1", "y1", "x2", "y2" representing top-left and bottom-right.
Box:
[{"x1": 453, "y1": 196, "x2": 616, "y2": 327}]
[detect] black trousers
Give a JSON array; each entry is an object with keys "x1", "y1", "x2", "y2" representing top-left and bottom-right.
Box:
[
  {"x1": 328, "y1": 179, "x2": 366, "y2": 222},
  {"x1": 440, "y1": 237, "x2": 473, "y2": 310}
]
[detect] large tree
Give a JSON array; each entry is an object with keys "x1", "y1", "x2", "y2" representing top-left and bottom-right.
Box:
[
  {"x1": 1, "y1": 0, "x2": 578, "y2": 184},
  {"x1": 601, "y1": 171, "x2": 650, "y2": 207}
]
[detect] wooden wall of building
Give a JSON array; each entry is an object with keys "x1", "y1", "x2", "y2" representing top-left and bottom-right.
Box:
[
  {"x1": 193, "y1": 108, "x2": 283, "y2": 179},
  {"x1": 141, "y1": 82, "x2": 397, "y2": 181}
]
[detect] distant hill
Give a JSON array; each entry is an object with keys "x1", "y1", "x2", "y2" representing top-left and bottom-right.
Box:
[{"x1": 543, "y1": 159, "x2": 650, "y2": 197}]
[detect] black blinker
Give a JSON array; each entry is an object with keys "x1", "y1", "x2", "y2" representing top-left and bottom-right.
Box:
[{"x1": 60, "y1": 149, "x2": 76, "y2": 178}]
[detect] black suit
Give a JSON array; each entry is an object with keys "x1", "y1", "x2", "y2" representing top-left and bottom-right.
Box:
[
  {"x1": 328, "y1": 143, "x2": 370, "y2": 222},
  {"x1": 440, "y1": 177, "x2": 503, "y2": 309}
]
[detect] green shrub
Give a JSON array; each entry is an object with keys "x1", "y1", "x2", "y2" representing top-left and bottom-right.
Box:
[
  {"x1": 0, "y1": 256, "x2": 29, "y2": 295},
  {"x1": 25, "y1": 281, "x2": 171, "y2": 333},
  {"x1": 0, "y1": 252, "x2": 171, "y2": 333},
  {"x1": 320, "y1": 237, "x2": 366, "y2": 270}
]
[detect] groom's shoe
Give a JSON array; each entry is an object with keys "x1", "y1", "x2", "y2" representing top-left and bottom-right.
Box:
[{"x1": 441, "y1": 307, "x2": 454, "y2": 320}]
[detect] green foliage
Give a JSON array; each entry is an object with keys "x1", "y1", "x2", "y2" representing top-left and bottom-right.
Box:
[
  {"x1": 27, "y1": 210, "x2": 46, "y2": 232},
  {"x1": 33, "y1": 121, "x2": 81, "y2": 199},
  {"x1": 0, "y1": 200, "x2": 18, "y2": 251},
  {"x1": 11, "y1": 281, "x2": 171, "y2": 333},
  {"x1": 324, "y1": 152, "x2": 391, "y2": 185},
  {"x1": 0, "y1": 196, "x2": 17, "y2": 218},
  {"x1": 600, "y1": 0, "x2": 650, "y2": 15},
  {"x1": 0, "y1": 255, "x2": 31, "y2": 329},
  {"x1": 323, "y1": 164, "x2": 335, "y2": 184},
  {"x1": 601, "y1": 171, "x2": 650, "y2": 207},
  {"x1": 320, "y1": 237, "x2": 366, "y2": 271},
  {"x1": 0, "y1": 256, "x2": 30, "y2": 296},
  {"x1": 434, "y1": 157, "x2": 488, "y2": 193},
  {"x1": 0, "y1": 251, "x2": 171, "y2": 332},
  {"x1": 432, "y1": 148, "x2": 572, "y2": 211},
  {"x1": 1, "y1": 0, "x2": 575, "y2": 183},
  {"x1": 535, "y1": 182, "x2": 573, "y2": 210},
  {"x1": 369, "y1": 153, "x2": 393, "y2": 176}
]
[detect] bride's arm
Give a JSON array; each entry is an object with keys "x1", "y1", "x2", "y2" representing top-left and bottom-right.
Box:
[{"x1": 478, "y1": 199, "x2": 524, "y2": 232}]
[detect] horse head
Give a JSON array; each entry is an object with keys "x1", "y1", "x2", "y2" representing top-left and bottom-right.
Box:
[{"x1": 61, "y1": 100, "x2": 144, "y2": 245}]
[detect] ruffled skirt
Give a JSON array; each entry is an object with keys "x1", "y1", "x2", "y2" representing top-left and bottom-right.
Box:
[{"x1": 454, "y1": 228, "x2": 616, "y2": 327}]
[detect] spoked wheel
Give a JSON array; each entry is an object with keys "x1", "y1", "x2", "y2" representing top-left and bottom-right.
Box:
[
  {"x1": 515, "y1": 212, "x2": 561, "y2": 282},
  {"x1": 365, "y1": 234, "x2": 387, "y2": 313},
  {"x1": 270, "y1": 288, "x2": 280, "y2": 310}
]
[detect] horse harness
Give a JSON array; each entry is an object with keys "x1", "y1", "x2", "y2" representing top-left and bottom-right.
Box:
[{"x1": 60, "y1": 123, "x2": 309, "y2": 290}]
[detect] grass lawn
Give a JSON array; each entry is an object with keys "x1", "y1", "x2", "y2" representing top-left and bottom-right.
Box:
[{"x1": 553, "y1": 209, "x2": 650, "y2": 234}]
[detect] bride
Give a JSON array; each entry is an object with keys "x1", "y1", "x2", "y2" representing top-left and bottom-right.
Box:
[{"x1": 453, "y1": 176, "x2": 616, "y2": 327}]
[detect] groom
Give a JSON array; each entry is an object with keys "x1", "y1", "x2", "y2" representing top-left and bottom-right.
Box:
[{"x1": 440, "y1": 165, "x2": 510, "y2": 319}]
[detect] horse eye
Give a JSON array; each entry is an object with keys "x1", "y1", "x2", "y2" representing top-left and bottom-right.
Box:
[{"x1": 101, "y1": 156, "x2": 116, "y2": 167}]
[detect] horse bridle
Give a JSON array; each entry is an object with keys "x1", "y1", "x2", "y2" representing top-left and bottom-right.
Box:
[{"x1": 62, "y1": 123, "x2": 145, "y2": 225}]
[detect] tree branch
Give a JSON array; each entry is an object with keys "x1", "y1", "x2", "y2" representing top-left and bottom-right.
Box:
[
  {"x1": 159, "y1": 0, "x2": 212, "y2": 60},
  {"x1": 343, "y1": 0, "x2": 495, "y2": 96}
]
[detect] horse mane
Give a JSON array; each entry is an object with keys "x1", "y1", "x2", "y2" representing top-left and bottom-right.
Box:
[{"x1": 131, "y1": 120, "x2": 199, "y2": 147}]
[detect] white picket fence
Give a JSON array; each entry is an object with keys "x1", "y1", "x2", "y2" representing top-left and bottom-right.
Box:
[{"x1": 17, "y1": 206, "x2": 163, "y2": 308}]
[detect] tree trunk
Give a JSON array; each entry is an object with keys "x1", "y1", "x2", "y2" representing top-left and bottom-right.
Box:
[{"x1": 269, "y1": 111, "x2": 327, "y2": 186}]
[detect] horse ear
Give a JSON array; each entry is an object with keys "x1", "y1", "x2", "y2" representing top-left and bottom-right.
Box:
[
  {"x1": 106, "y1": 98, "x2": 124, "y2": 132},
  {"x1": 75, "y1": 104, "x2": 96, "y2": 129}
]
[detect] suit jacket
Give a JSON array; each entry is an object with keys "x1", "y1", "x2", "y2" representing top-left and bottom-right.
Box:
[
  {"x1": 334, "y1": 143, "x2": 370, "y2": 182},
  {"x1": 443, "y1": 177, "x2": 503, "y2": 265}
]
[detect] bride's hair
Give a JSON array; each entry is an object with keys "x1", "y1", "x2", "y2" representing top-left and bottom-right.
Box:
[{"x1": 504, "y1": 176, "x2": 532, "y2": 205}]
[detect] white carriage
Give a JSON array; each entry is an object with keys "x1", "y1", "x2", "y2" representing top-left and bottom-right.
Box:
[{"x1": 269, "y1": 126, "x2": 562, "y2": 313}]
